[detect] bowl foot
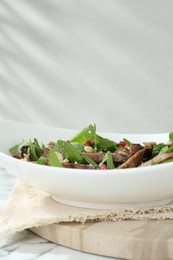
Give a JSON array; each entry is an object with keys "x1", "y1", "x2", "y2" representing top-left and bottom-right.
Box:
[{"x1": 51, "y1": 195, "x2": 173, "y2": 210}]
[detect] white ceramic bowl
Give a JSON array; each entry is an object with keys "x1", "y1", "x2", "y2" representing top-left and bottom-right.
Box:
[{"x1": 0, "y1": 120, "x2": 173, "y2": 209}]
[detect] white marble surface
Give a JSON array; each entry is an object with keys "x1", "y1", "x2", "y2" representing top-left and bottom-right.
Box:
[{"x1": 0, "y1": 167, "x2": 122, "y2": 260}]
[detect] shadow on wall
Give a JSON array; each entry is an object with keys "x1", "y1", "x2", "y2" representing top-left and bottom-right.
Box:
[{"x1": 0, "y1": 0, "x2": 173, "y2": 133}]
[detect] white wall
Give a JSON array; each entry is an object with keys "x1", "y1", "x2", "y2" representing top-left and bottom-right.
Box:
[{"x1": 0, "y1": 0, "x2": 173, "y2": 133}]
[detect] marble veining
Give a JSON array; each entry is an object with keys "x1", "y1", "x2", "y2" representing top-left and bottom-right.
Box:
[{"x1": 0, "y1": 167, "x2": 121, "y2": 260}]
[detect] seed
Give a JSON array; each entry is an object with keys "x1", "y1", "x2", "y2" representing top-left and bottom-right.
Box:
[
  {"x1": 119, "y1": 141, "x2": 127, "y2": 147},
  {"x1": 100, "y1": 164, "x2": 109, "y2": 170}
]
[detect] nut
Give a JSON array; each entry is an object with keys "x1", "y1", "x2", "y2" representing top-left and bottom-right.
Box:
[{"x1": 84, "y1": 146, "x2": 93, "y2": 153}]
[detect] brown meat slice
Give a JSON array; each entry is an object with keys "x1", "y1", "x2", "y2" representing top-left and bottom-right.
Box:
[
  {"x1": 142, "y1": 142, "x2": 156, "y2": 161},
  {"x1": 83, "y1": 152, "x2": 129, "y2": 164},
  {"x1": 129, "y1": 144, "x2": 143, "y2": 156},
  {"x1": 117, "y1": 148, "x2": 145, "y2": 169},
  {"x1": 140, "y1": 152, "x2": 173, "y2": 167},
  {"x1": 112, "y1": 153, "x2": 130, "y2": 164},
  {"x1": 114, "y1": 146, "x2": 130, "y2": 156},
  {"x1": 62, "y1": 162, "x2": 97, "y2": 169},
  {"x1": 83, "y1": 152, "x2": 105, "y2": 163},
  {"x1": 83, "y1": 138, "x2": 95, "y2": 147}
]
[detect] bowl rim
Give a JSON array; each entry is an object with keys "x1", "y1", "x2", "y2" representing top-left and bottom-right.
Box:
[{"x1": 0, "y1": 119, "x2": 172, "y2": 176}]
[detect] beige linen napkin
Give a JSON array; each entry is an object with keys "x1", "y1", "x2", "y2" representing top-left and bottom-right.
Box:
[{"x1": 1, "y1": 180, "x2": 173, "y2": 234}]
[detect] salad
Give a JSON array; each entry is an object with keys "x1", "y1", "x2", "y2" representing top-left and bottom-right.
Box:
[{"x1": 9, "y1": 124, "x2": 173, "y2": 170}]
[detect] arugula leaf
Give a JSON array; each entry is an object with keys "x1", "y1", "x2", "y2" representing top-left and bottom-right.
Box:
[
  {"x1": 169, "y1": 132, "x2": 173, "y2": 143},
  {"x1": 152, "y1": 159, "x2": 173, "y2": 165},
  {"x1": 9, "y1": 138, "x2": 44, "y2": 161},
  {"x1": 33, "y1": 138, "x2": 43, "y2": 157},
  {"x1": 160, "y1": 145, "x2": 173, "y2": 154},
  {"x1": 42, "y1": 143, "x2": 46, "y2": 151},
  {"x1": 9, "y1": 144, "x2": 21, "y2": 156},
  {"x1": 159, "y1": 145, "x2": 169, "y2": 154},
  {"x1": 35, "y1": 146, "x2": 43, "y2": 158},
  {"x1": 152, "y1": 143, "x2": 165, "y2": 156},
  {"x1": 123, "y1": 138, "x2": 131, "y2": 147},
  {"x1": 71, "y1": 125, "x2": 93, "y2": 143},
  {"x1": 63, "y1": 142, "x2": 84, "y2": 163},
  {"x1": 56, "y1": 140, "x2": 84, "y2": 163},
  {"x1": 70, "y1": 124, "x2": 118, "y2": 153},
  {"x1": 48, "y1": 149, "x2": 62, "y2": 167},
  {"x1": 162, "y1": 159, "x2": 173, "y2": 163},
  {"x1": 106, "y1": 151, "x2": 115, "y2": 169},
  {"x1": 155, "y1": 133, "x2": 173, "y2": 155},
  {"x1": 99, "y1": 151, "x2": 115, "y2": 169},
  {"x1": 151, "y1": 161, "x2": 159, "y2": 165},
  {"x1": 37, "y1": 156, "x2": 47, "y2": 165},
  {"x1": 28, "y1": 141, "x2": 39, "y2": 161},
  {"x1": 55, "y1": 140, "x2": 65, "y2": 153},
  {"x1": 70, "y1": 142, "x2": 84, "y2": 153},
  {"x1": 89, "y1": 124, "x2": 97, "y2": 150},
  {"x1": 9, "y1": 139, "x2": 29, "y2": 156},
  {"x1": 97, "y1": 135, "x2": 118, "y2": 152},
  {"x1": 83, "y1": 154, "x2": 98, "y2": 167},
  {"x1": 33, "y1": 138, "x2": 39, "y2": 147}
]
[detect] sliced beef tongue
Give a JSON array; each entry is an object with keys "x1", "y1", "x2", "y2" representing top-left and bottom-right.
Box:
[
  {"x1": 83, "y1": 151, "x2": 130, "y2": 164},
  {"x1": 117, "y1": 148, "x2": 145, "y2": 169},
  {"x1": 83, "y1": 144, "x2": 144, "y2": 168},
  {"x1": 62, "y1": 162, "x2": 97, "y2": 169},
  {"x1": 83, "y1": 152, "x2": 105, "y2": 163},
  {"x1": 114, "y1": 146, "x2": 130, "y2": 157},
  {"x1": 140, "y1": 152, "x2": 173, "y2": 167},
  {"x1": 112, "y1": 153, "x2": 130, "y2": 164},
  {"x1": 112, "y1": 146, "x2": 130, "y2": 164},
  {"x1": 129, "y1": 144, "x2": 143, "y2": 156},
  {"x1": 142, "y1": 142, "x2": 156, "y2": 161}
]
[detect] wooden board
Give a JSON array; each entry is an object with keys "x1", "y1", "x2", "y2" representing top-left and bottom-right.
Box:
[{"x1": 30, "y1": 220, "x2": 173, "y2": 260}]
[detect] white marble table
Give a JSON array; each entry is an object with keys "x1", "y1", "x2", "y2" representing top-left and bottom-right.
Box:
[{"x1": 0, "y1": 167, "x2": 122, "y2": 260}]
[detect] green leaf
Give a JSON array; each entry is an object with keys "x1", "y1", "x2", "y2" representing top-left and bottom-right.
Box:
[
  {"x1": 71, "y1": 125, "x2": 92, "y2": 143},
  {"x1": 152, "y1": 143, "x2": 165, "y2": 156},
  {"x1": 160, "y1": 146, "x2": 173, "y2": 154},
  {"x1": 169, "y1": 132, "x2": 173, "y2": 143},
  {"x1": 106, "y1": 151, "x2": 115, "y2": 169},
  {"x1": 37, "y1": 156, "x2": 47, "y2": 165},
  {"x1": 42, "y1": 143, "x2": 46, "y2": 150},
  {"x1": 159, "y1": 145, "x2": 169, "y2": 154},
  {"x1": 55, "y1": 140, "x2": 65, "y2": 153},
  {"x1": 28, "y1": 142, "x2": 39, "y2": 161},
  {"x1": 9, "y1": 139, "x2": 29, "y2": 156},
  {"x1": 32, "y1": 138, "x2": 43, "y2": 158},
  {"x1": 152, "y1": 159, "x2": 173, "y2": 165},
  {"x1": 99, "y1": 151, "x2": 115, "y2": 169},
  {"x1": 63, "y1": 142, "x2": 84, "y2": 163},
  {"x1": 9, "y1": 138, "x2": 44, "y2": 160},
  {"x1": 151, "y1": 161, "x2": 159, "y2": 165},
  {"x1": 162, "y1": 159, "x2": 173, "y2": 163},
  {"x1": 89, "y1": 124, "x2": 97, "y2": 150},
  {"x1": 123, "y1": 138, "x2": 131, "y2": 147},
  {"x1": 9, "y1": 144, "x2": 20, "y2": 156},
  {"x1": 83, "y1": 154, "x2": 98, "y2": 167},
  {"x1": 97, "y1": 135, "x2": 118, "y2": 152},
  {"x1": 33, "y1": 138, "x2": 39, "y2": 146},
  {"x1": 70, "y1": 142, "x2": 84, "y2": 153},
  {"x1": 55, "y1": 140, "x2": 84, "y2": 163},
  {"x1": 48, "y1": 149, "x2": 62, "y2": 167},
  {"x1": 70, "y1": 124, "x2": 118, "y2": 153},
  {"x1": 35, "y1": 146, "x2": 43, "y2": 158}
]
